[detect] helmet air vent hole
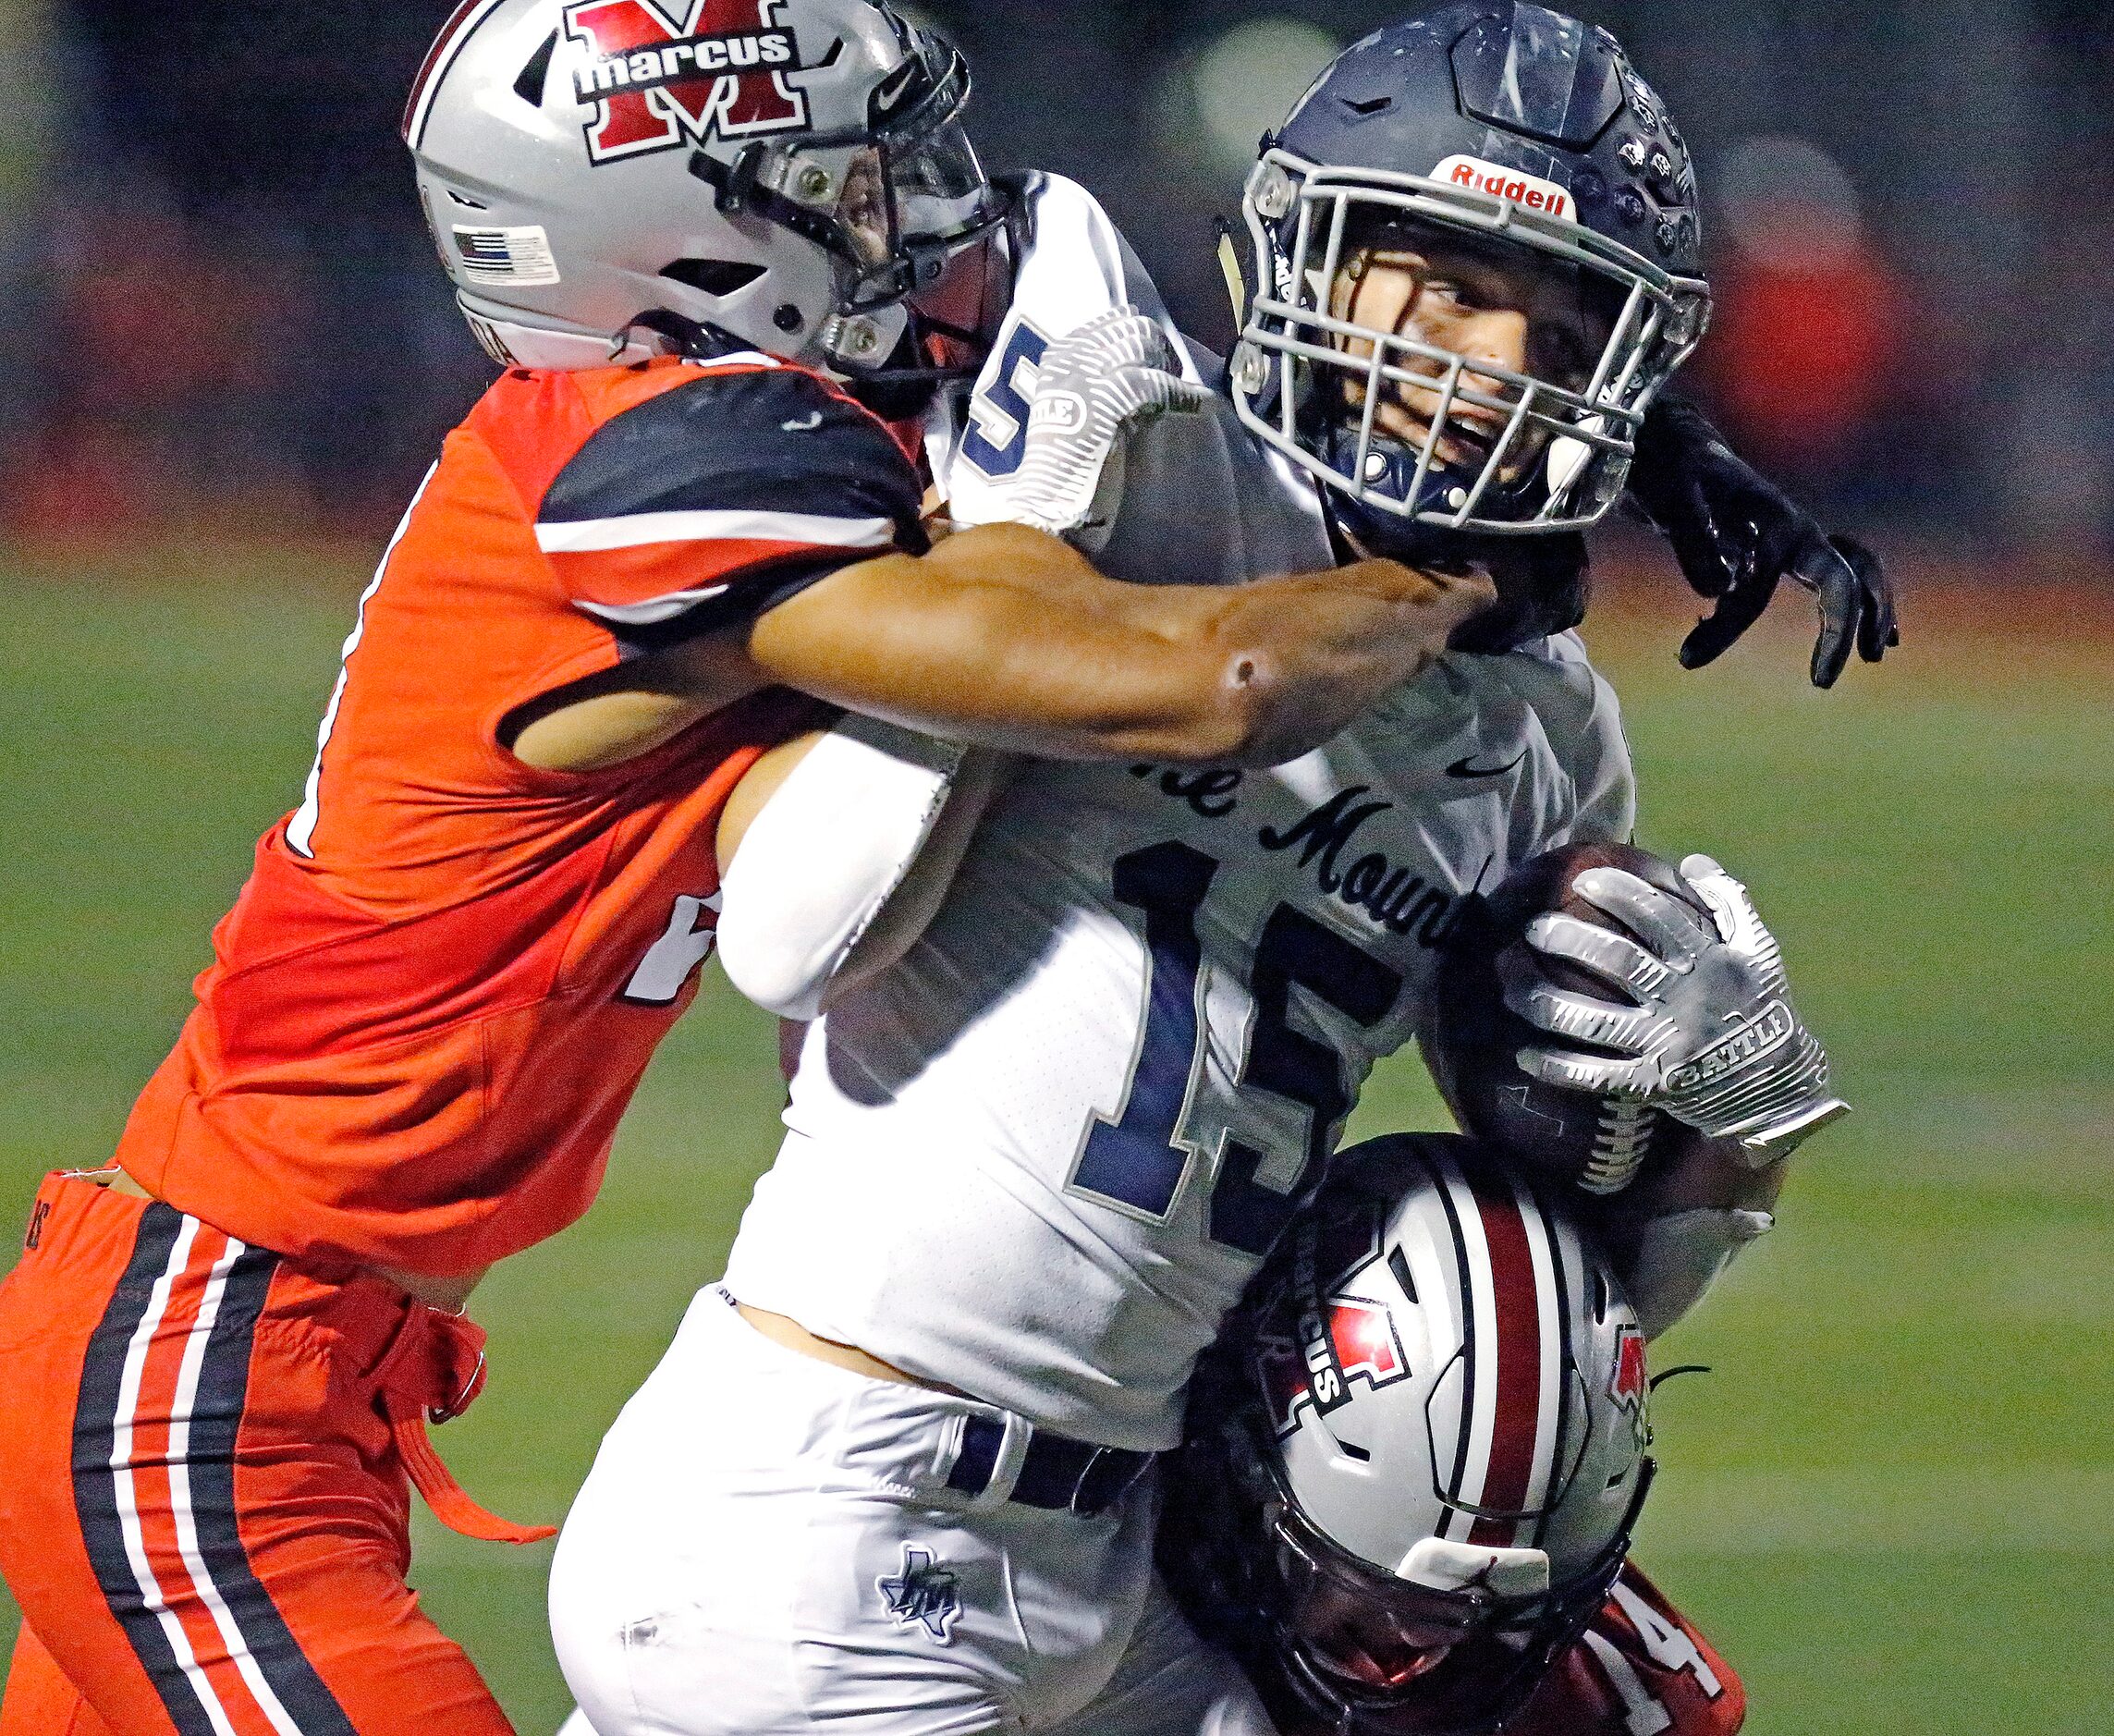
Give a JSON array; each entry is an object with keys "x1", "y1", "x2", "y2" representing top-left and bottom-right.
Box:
[
  {"x1": 816, "y1": 37, "x2": 845, "y2": 69},
  {"x1": 446, "y1": 190, "x2": 490, "y2": 211},
  {"x1": 1341, "y1": 95, "x2": 1393, "y2": 116},
  {"x1": 1590, "y1": 1269, "x2": 1610, "y2": 1323},
  {"x1": 774, "y1": 303, "x2": 805, "y2": 334},
  {"x1": 1387, "y1": 1247, "x2": 1418, "y2": 1303},
  {"x1": 514, "y1": 31, "x2": 558, "y2": 106},
  {"x1": 661, "y1": 259, "x2": 769, "y2": 298}
]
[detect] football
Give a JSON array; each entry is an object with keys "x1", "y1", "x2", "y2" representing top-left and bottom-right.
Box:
[{"x1": 1427, "y1": 841, "x2": 1709, "y2": 1195}]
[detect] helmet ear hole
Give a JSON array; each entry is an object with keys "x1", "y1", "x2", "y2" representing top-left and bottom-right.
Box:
[
  {"x1": 660, "y1": 259, "x2": 769, "y2": 298},
  {"x1": 513, "y1": 32, "x2": 557, "y2": 107}
]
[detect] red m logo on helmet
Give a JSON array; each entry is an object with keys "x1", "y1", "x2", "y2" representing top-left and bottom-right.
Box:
[{"x1": 564, "y1": 0, "x2": 810, "y2": 164}]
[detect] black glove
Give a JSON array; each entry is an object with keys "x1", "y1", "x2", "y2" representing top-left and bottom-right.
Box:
[
  {"x1": 1628, "y1": 397, "x2": 1900, "y2": 687},
  {"x1": 1444, "y1": 531, "x2": 1591, "y2": 656}
]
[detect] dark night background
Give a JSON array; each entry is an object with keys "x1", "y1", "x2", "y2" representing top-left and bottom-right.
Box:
[{"x1": 6, "y1": 1, "x2": 2114, "y2": 552}]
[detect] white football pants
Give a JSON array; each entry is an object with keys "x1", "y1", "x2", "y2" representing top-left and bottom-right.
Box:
[{"x1": 548, "y1": 1287, "x2": 1275, "y2": 1736}]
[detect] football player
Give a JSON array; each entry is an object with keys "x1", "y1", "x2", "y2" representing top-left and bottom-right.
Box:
[
  {"x1": 547, "y1": 10, "x2": 1840, "y2": 1732},
  {"x1": 1163, "y1": 1133, "x2": 1745, "y2": 1736},
  {"x1": 0, "y1": 8, "x2": 1492, "y2": 1736}
]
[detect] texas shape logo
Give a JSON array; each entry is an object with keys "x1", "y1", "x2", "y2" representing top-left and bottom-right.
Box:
[
  {"x1": 564, "y1": 0, "x2": 809, "y2": 164},
  {"x1": 878, "y1": 1546, "x2": 961, "y2": 1642}
]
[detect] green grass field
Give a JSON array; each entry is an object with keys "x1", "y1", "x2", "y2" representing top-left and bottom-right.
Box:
[{"x1": 1, "y1": 565, "x2": 2108, "y2": 1732}]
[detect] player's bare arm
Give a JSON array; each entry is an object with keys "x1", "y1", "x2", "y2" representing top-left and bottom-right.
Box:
[{"x1": 508, "y1": 522, "x2": 1491, "y2": 773}]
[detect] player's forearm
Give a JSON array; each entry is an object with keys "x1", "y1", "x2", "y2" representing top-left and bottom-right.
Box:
[
  {"x1": 751, "y1": 526, "x2": 1492, "y2": 765},
  {"x1": 1200, "y1": 558, "x2": 1497, "y2": 764}
]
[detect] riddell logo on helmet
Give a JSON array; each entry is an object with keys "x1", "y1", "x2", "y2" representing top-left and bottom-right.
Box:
[
  {"x1": 1431, "y1": 155, "x2": 1575, "y2": 222},
  {"x1": 565, "y1": 0, "x2": 808, "y2": 164}
]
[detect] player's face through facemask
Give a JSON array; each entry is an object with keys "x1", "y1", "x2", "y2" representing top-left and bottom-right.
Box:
[
  {"x1": 1326, "y1": 218, "x2": 1620, "y2": 489},
  {"x1": 1295, "y1": 1577, "x2": 1459, "y2": 1690}
]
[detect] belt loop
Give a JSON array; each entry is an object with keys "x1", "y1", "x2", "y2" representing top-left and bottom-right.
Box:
[
  {"x1": 976, "y1": 1411, "x2": 1032, "y2": 1512},
  {"x1": 943, "y1": 1409, "x2": 1032, "y2": 1512}
]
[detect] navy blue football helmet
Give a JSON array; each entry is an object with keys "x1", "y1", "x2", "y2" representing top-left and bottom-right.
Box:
[{"x1": 1228, "y1": 5, "x2": 1711, "y2": 542}]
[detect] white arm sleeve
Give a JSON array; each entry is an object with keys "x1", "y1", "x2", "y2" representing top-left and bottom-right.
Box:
[{"x1": 715, "y1": 715, "x2": 967, "y2": 1021}]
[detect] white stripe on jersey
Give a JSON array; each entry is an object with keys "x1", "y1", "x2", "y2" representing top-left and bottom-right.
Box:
[
  {"x1": 534, "y1": 509, "x2": 897, "y2": 556},
  {"x1": 574, "y1": 586, "x2": 733, "y2": 627}
]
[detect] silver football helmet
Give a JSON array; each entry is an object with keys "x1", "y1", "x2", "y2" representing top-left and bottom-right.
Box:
[
  {"x1": 403, "y1": 0, "x2": 1007, "y2": 373},
  {"x1": 1164, "y1": 1133, "x2": 1653, "y2": 1734}
]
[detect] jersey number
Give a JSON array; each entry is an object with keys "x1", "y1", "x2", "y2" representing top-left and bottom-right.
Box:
[
  {"x1": 621, "y1": 893, "x2": 722, "y2": 1006},
  {"x1": 1582, "y1": 1581, "x2": 1726, "y2": 1736},
  {"x1": 1069, "y1": 841, "x2": 1401, "y2": 1255},
  {"x1": 958, "y1": 321, "x2": 1050, "y2": 478}
]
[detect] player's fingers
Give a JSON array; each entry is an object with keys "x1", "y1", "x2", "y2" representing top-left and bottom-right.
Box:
[
  {"x1": 1570, "y1": 867, "x2": 1714, "y2": 963},
  {"x1": 1117, "y1": 366, "x2": 1210, "y2": 421},
  {"x1": 1105, "y1": 312, "x2": 1178, "y2": 373},
  {"x1": 1674, "y1": 853, "x2": 1753, "y2": 943},
  {"x1": 1830, "y1": 534, "x2": 1900, "y2": 663},
  {"x1": 1678, "y1": 568, "x2": 1778, "y2": 669},
  {"x1": 1499, "y1": 951, "x2": 1652, "y2": 1050},
  {"x1": 1523, "y1": 912, "x2": 1674, "y2": 997},
  {"x1": 1045, "y1": 309, "x2": 1160, "y2": 378},
  {"x1": 1403, "y1": 565, "x2": 1502, "y2": 631},
  {"x1": 1515, "y1": 1045, "x2": 1644, "y2": 1095},
  {"x1": 1791, "y1": 536, "x2": 1862, "y2": 688},
  {"x1": 1747, "y1": 506, "x2": 1809, "y2": 589}
]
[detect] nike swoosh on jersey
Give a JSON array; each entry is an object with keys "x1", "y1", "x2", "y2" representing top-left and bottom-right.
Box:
[{"x1": 1444, "y1": 751, "x2": 1528, "y2": 780}]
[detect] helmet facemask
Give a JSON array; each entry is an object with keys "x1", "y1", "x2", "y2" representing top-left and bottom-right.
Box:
[
  {"x1": 1231, "y1": 147, "x2": 1709, "y2": 537},
  {"x1": 686, "y1": 27, "x2": 1008, "y2": 371},
  {"x1": 1240, "y1": 1409, "x2": 1647, "y2": 1735}
]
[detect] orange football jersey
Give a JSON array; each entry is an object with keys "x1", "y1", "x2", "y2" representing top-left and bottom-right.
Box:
[
  {"x1": 1508, "y1": 1563, "x2": 1747, "y2": 1734},
  {"x1": 114, "y1": 348, "x2": 925, "y2": 1278}
]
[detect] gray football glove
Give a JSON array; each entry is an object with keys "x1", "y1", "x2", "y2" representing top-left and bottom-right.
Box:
[
  {"x1": 1008, "y1": 307, "x2": 1211, "y2": 534},
  {"x1": 1500, "y1": 854, "x2": 1848, "y2": 1161}
]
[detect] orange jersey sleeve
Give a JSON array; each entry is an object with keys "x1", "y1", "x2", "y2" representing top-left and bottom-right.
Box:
[{"x1": 113, "y1": 352, "x2": 923, "y2": 1278}]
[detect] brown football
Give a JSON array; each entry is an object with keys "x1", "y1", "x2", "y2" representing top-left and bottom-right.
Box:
[{"x1": 1427, "y1": 841, "x2": 1709, "y2": 1195}]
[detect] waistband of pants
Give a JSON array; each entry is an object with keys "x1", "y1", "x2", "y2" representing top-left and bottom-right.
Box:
[
  {"x1": 24, "y1": 1168, "x2": 556, "y2": 1547},
  {"x1": 712, "y1": 1288, "x2": 1155, "y2": 1519}
]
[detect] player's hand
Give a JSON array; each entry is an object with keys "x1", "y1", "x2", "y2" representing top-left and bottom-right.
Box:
[
  {"x1": 1008, "y1": 308, "x2": 1211, "y2": 535},
  {"x1": 1627, "y1": 397, "x2": 1900, "y2": 687},
  {"x1": 1499, "y1": 854, "x2": 1848, "y2": 1160}
]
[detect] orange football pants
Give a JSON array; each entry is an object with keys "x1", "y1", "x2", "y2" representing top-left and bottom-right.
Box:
[{"x1": 0, "y1": 1172, "x2": 549, "y2": 1736}]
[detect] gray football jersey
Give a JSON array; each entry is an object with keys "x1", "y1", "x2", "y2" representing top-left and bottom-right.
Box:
[
  {"x1": 722, "y1": 177, "x2": 1632, "y2": 1451},
  {"x1": 724, "y1": 643, "x2": 1634, "y2": 1451}
]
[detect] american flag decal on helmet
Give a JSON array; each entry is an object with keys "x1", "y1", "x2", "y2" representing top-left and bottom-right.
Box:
[
  {"x1": 452, "y1": 225, "x2": 563, "y2": 287},
  {"x1": 564, "y1": 0, "x2": 809, "y2": 163}
]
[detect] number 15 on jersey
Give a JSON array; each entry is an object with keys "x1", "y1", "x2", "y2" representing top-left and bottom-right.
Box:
[{"x1": 1068, "y1": 841, "x2": 1401, "y2": 1258}]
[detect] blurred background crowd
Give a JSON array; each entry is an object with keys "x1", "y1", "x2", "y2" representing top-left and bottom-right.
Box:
[{"x1": 4, "y1": 0, "x2": 2113, "y2": 556}]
